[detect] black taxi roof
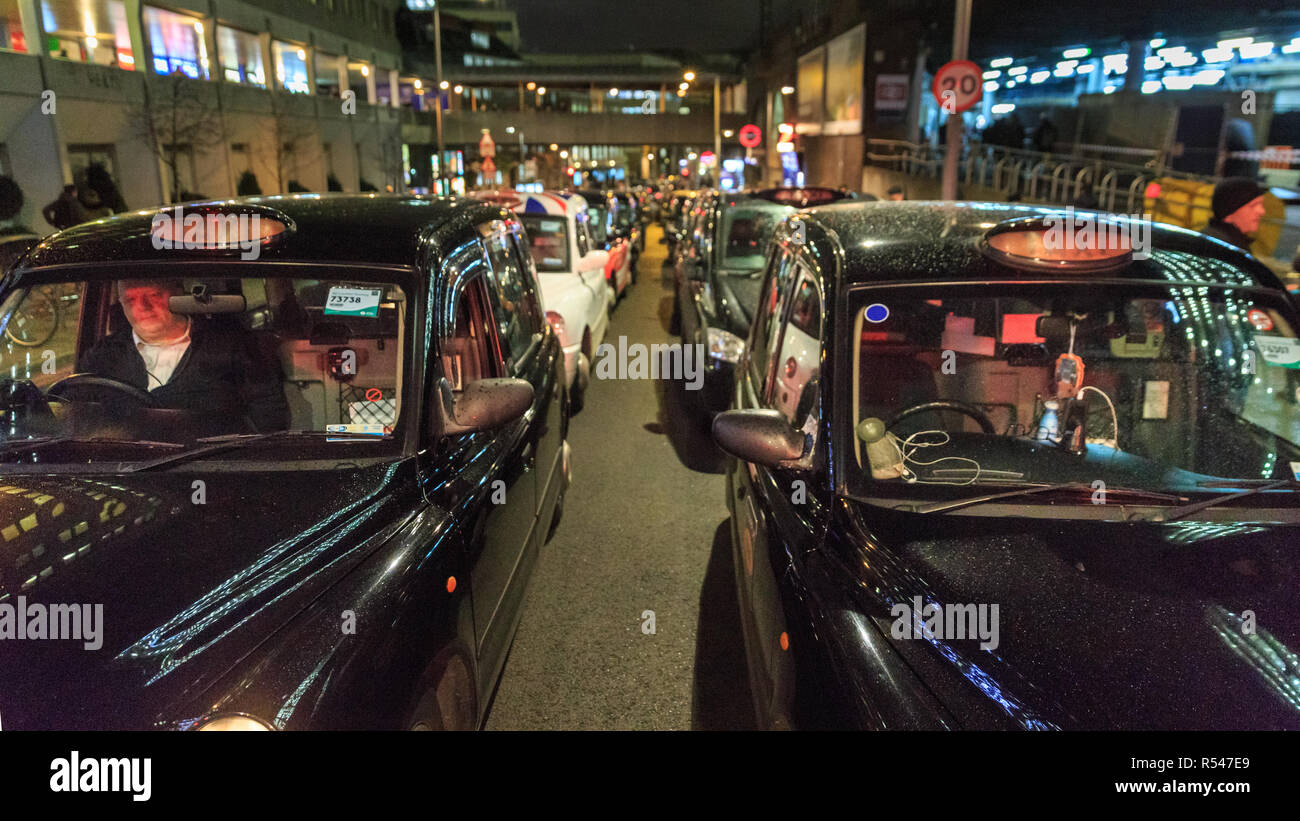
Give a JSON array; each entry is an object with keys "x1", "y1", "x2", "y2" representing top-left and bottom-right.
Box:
[
  {"x1": 13, "y1": 194, "x2": 512, "y2": 273},
  {"x1": 798, "y1": 200, "x2": 1285, "y2": 291}
]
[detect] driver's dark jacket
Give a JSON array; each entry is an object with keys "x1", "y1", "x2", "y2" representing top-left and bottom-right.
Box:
[{"x1": 79, "y1": 319, "x2": 290, "y2": 433}]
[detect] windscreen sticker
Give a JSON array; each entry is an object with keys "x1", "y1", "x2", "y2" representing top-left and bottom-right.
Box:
[
  {"x1": 324, "y1": 286, "x2": 383, "y2": 317},
  {"x1": 326, "y1": 423, "x2": 388, "y2": 437},
  {"x1": 1247, "y1": 308, "x2": 1274, "y2": 331},
  {"x1": 1253, "y1": 335, "x2": 1300, "y2": 368}
]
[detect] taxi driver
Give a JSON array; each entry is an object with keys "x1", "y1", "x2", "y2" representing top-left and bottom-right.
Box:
[{"x1": 79, "y1": 279, "x2": 290, "y2": 433}]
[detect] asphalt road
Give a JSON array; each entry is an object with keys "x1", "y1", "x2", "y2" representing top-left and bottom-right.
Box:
[{"x1": 484, "y1": 224, "x2": 756, "y2": 730}]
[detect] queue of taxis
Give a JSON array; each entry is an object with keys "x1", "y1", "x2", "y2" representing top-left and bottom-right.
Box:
[
  {"x1": 712, "y1": 201, "x2": 1300, "y2": 730},
  {"x1": 0, "y1": 195, "x2": 569, "y2": 729}
]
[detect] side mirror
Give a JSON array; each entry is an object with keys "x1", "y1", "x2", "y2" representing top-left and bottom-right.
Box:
[
  {"x1": 712, "y1": 409, "x2": 807, "y2": 467},
  {"x1": 433, "y1": 377, "x2": 533, "y2": 436}
]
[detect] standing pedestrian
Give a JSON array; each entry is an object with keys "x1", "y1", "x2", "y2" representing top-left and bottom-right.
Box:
[
  {"x1": 42, "y1": 184, "x2": 89, "y2": 230},
  {"x1": 1199, "y1": 177, "x2": 1267, "y2": 253}
]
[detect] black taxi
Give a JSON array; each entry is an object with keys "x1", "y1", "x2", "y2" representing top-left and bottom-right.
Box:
[
  {"x1": 0, "y1": 194, "x2": 569, "y2": 729},
  {"x1": 713, "y1": 200, "x2": 1300, "y2": 729}
]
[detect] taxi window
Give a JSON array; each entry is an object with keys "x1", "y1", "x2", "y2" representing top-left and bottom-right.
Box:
[
  {"x1": 575, "y1": 212, "x2": 590, "y2": 257},
  {"x1": 482, "y1": 230, "x2": 542, "y2": 374},
  {"x1": 747, "y1": 250, "x2": 799, "y2": 389},
  {"x1": 766, "y1": 269, "x2": 821, "y2": 426}
]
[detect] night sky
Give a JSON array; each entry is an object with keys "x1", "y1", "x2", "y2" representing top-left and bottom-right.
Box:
[{"x1": 504, "y1": 0, "x2": 762, "y2": 54}]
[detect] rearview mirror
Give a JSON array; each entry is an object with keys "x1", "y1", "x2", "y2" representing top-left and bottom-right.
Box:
[
  {"x1": 433, "y1": 377, "x2": 533, "y2": 436},
  {"x1": 712, "y1": 409, "x2": 807, "y2": 467}
]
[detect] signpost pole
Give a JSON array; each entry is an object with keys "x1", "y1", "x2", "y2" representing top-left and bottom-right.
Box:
[
  {"x1": 942, "y1": 0, "x2": 972, "y2": 200},
  {"x1": 434, "y1": 2, "x2": 445, "y2": 192}
]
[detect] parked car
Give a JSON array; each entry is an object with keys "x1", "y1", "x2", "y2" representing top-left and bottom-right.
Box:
[
  {"x1": 713, "y1": 200, "x2": 1300, "y2": 730},
  {"x1": 673, "y1": 193, "x2": 795, "y2": 417},
  {"x1": 575, "y1": 189, "x2": 634, "y2": 299},
  {"x1": 471, "y1": 189, "x2": 611, "y2": 414},
  {"x1": 662, "y1": 189, "x2": 698, "y2": 258},
  {"x1": 0, "y1": 194, "x2": 569, "y2": 730},
  {"x1": 611, "y1": 191, "x2": 643, "y2": 263}
]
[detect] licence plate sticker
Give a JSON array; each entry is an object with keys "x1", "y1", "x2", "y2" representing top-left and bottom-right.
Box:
[
  {"x1": 324, "y1": 287, "x2": 383, "y2": 317},
  {"x1": 1254, "y1": 335, "x2": 1300, "y2": 368}
]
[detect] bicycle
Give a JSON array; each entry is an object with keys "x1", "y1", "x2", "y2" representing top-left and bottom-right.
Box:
[{"x1": 4, "y1": 284, "x2": 75, "y2": 348}]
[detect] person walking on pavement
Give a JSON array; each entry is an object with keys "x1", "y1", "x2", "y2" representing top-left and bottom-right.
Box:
[
  {"x1": 42, "y1": 184, "x2": 90, "y2": 230},
  {"x1": 1199, "y1": 177, "x2": 1267, "y2": 253}
]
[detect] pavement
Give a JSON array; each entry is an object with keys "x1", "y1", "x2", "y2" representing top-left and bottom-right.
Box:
[{"x1": 483, "y1": 224, "x2": 756, "y2": 730}]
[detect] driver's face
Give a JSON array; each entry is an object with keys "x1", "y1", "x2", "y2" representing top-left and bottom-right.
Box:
[{"x1": 120, "y1": 285, "x2": 185, "y2": 343}]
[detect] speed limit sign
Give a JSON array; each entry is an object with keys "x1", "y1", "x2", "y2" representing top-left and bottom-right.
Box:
[{"x1": 932, "y1": 60, "x2": 982, "y2": 114}]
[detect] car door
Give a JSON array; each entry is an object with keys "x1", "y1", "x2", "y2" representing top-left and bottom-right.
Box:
[
  {"x1": 733, "y1": 248, "x2": 821, "y2": 722},
  {"x1": 436, "y1": 238, "x2": 537, "y2": 690}
]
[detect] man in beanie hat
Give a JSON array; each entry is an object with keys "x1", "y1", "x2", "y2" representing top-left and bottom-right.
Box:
[{"x1": 1200, "y1": 176, "x2": 1267, "y2": 252}]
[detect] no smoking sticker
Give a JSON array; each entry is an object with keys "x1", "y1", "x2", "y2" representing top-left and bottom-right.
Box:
[{"x1": 1247, "y1": 308, "x2": 1273, "y2": 331}]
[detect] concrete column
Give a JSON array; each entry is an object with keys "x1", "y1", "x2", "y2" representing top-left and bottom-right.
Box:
[
  {"x1": 365, "y1": 62, "x2": 377, "y2": 105},
  {"x1": 123, "y1": 0, "x2": 150, "y2": 72},
  {"x1": 1123, "y1": 40, "x2": 1148, "y2": 93},
  {"x1": 388, "y1": 68, "x2": 399, "y2": 108},
  {"x1": 304, "y1": 39, "x2": 317, "y2": 93},
  {"x1": 335, "y1": 55, "x2": 348, "y2": 100},
  {"x1": 16, "y1": 0, "x2": 43, "y2": 58},
  {"x1": 259, "y1": 32, "x2": 275, "y2": 93}
]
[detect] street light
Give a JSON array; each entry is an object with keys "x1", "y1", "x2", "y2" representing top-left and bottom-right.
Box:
[
  {"x1": 549, "y1": 143, "x2": 559, "y2": 151},
  {"x1": 780, "y1": 85, "x2": 794, "y2": 94},
  {"x1": 560, "y1": 150, "x2": 568, "y2": 158},
  {"x1": 413, "y1": 79, "x2": 422, "y2": 90},
  {"x1": 439, "y1": 80, "x2": 449, "y2": 90},
  {"x1": 683, "y1": 70, "x2": 696, "y2": 82},
  {"x1": 453, "y1": 84, "x2": 463, "y2": 93}
]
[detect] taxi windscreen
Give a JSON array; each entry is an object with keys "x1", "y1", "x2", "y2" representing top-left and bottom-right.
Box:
[
  {"x1": 0, "y1": 273, "x2": 409, "y2": 463},
  {"x1": 843, "y1": 283, "x2": 1300, "y2": 504}
]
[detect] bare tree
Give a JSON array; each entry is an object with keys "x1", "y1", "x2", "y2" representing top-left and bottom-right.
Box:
[
  {"x1": 132, "y1": 72, "x2": 225, "y2": 203},
  {"x1": 257, "y1": 94, "x2": 321, "y2": 193}
]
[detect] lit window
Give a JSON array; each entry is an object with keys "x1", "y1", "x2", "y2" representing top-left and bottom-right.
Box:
[
  {"x1": 40, "y1": 0, "x2": 133, "y2": 69},
  {"x1": 272, "y1": 41, "x2": 309, "y2": 94},
  {"x1": 315, "y1": 52, "x2": 341, "y2": 96},
  {"x1": 217, "y1": 25, "x2": 264, "y2": 86},
  {"x1": 144, "y1": 5, "x2": 209, "y2": 79}
]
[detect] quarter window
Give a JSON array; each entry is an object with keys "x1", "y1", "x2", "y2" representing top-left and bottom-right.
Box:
[{"x1": 482, "y1": 231, "x2": 542, "y2": 373}]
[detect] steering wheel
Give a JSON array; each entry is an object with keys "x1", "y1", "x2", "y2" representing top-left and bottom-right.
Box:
[
  {"x1": 46, "y1": 374, "x2": 161, "y2": 408},
  {"x1": 886, "y1": 401, "x2": 996, "y2": 435}
]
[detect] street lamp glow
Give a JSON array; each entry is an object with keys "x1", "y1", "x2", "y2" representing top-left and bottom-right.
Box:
[
  {"x1": 646, "y1": 153, "x2": 654, "y2": 160},
  {"x1": 679, "y1": 82, "x2": 690, "y2": 91},
  {"x1": 559, "y1": 150, "x2": 568, "y2": 158},
  {"x1": 296, "y1": 48, "x2": 306, "y2": 61},
  {"x1": 361, "y1": 65, "x2": 370, "y2": 77},
  {"x1": 688, "y1": 152, "x2": 697, "y2": 160},
  {"x1": 549, "y1": 143, "x2": 558, "y2": 151},
  {"x1": 683, "y1": 70, "x2": 696, "y2": 82},
  {"x1": 608, "y1": 160, "x2": 616, "y2": 167},
  {"x1": 453, "y1": 84, "x2": 463, "y2": 93},
  {"x1": 722, "y1": 129, "x2": 734, "y2": 137},
  {"x1": 526, "y1": 81, "x2": 536, "y2": 90},
  {"x1": 609, "y1": 87, "x2": 618, "y2": 95},
  {"x1": 780, "y1": 85, "x2": 795, "y2": 94},
  {"x1": 536, "y1": 86, "x2": 546, "y2": 94},
  {"x1": 413, "y1": 79, "x2": 422, "y2": 90},
  {"x1": 506, "y1": 126, "x2": 515, "y2": 134},
  {"x1": 439, "y1": 80, "x2": 449, "y2": 90}
]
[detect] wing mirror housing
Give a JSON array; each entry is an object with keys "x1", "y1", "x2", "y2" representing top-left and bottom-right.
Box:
[
  {"x1": 433, "y1": 377, "x2": 533, "y2": 436},
  {"x1": 711, "y1": 409, "x2": 808, "y2": 468}
]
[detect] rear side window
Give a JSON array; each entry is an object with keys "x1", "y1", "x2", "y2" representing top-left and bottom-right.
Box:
[
  {"x1": 482, "y1": 231, "x2": 542, "y2": 373},
  {"x1": 519, "y1": 215, "x2": 569, "y2": 273},
  {"x1": 747, "y1": 250, "x2": 798, "y2": 388}
]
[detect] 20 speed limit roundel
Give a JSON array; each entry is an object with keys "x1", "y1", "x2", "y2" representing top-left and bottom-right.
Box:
[{"x1": 932, "y1": 60, "x2": 983, "y2": 114}]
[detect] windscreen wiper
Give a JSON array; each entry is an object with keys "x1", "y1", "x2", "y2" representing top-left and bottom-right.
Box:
[
  {"x1": 912, "y1": 482, "x2": 1183, "y2": 515},
  {"x1": 0, "y1": 436, "x2": 185, "y2": 458},
  {"x1": 1138, "y1": 478, "x2": 1300, "y2": 522},
  {"x1": 127, "y1": 430, "x2": 388, "y2": 473}
]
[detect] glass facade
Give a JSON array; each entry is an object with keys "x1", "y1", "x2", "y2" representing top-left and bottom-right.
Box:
[
  {"x1": 272, "y1": 40, "x2": 309, "y2": 93},
  {"x1": 217, "y1": 25, "x2": 264, "y2": 87},
  {"x1": 144, "y1": 5, "x2": 208, "y2": 79},
  {"x1": 315, "y1": 52, "x2": 341, "y2": 96},
  {"x1": 1, "y1": 0, "x2": 26, "y2": 53},
  {"x1": 40, "y1": 0, "x2": 131, "y2": 68}
]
